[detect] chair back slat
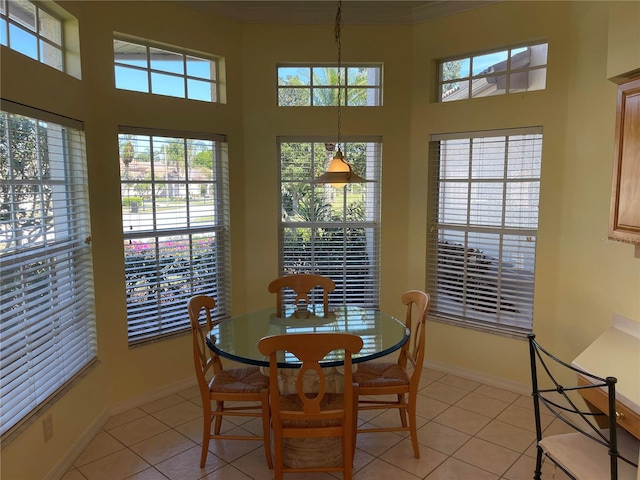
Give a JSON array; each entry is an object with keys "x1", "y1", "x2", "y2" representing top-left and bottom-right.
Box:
[
  {"x1": 187, "y1": 295, "x2": 223, "y2": 385},
  {"x1": 258, "y1": 332, "x2": 363, "y2": 478},
  {"x1": 398, "y1": 290, "x2": 430, "y2": 373},
  {"x1": 268, "y1": 274, "x2": 336, "y2": 317}
]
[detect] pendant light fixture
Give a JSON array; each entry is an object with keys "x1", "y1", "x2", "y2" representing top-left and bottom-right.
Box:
[{"x1": 312, "y1": 0, "x2": 372, "y2": 187}]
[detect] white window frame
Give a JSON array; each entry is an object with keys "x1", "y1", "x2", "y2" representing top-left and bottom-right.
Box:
[
  {"x1": 277, "y1": 64, "x2": 382, "y2": 106},
  {"x1": 119, "y1": 127, "x2": 230, "y2": 345},
  {"x1": 277, "y1": 136, "x2": 381, "y2": 307},
  {"x1": 0, "y1": 101, "x2": 96, "y2": 439},
  {"x1": 438, "y1": 42, "x2": 548, "y2": 102},
  {"x1": 0, "y1": 0, "x2": 65, "y2": 71},
  {"x1": 426, "y1": 127, "x2": 543, "y2": 336},
  {"x1": 113, "y1": 34, "x2": 221, "y2": 103}
]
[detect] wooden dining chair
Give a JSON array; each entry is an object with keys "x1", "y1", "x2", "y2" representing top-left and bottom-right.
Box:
[
  {"x1": 187, "y1": 295, "x2": 272, "y2": 469},
  {"x1": 258, "y1": 332, "x2": 363, "y2": 480},
  {"x1": 268, "y1": 273, "x2": 335, "y2": 317},
  {"x1": 353, "y1": 290, "x2": 430, "y2": 458}
]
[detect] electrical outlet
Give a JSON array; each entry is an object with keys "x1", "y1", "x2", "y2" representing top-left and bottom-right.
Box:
[{"x1": 42, "y1": 414, "x2": 53, "y2": 442}]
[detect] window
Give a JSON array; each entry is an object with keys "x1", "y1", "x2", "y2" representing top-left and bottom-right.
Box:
[
  {"x1": 278, "y1": 137, "x2": 381, "y2": 306},
  {"x1": 0, "y1": 0, "x2": 64, "y2": 71},
  {"x1": 119, "y1": 128, "x2": 230, "y2": 344},
  {"x1": 113, "y1": 36, "x2": 221, "y2": 103},
  {"x1": 0, "y1": 103, "x2": 96, "y2": 438},
  {"x1": 277, "y1": 65, "x2": 382, "y2": 106},
  {"x1": 438, "y1": 43, "x2": 548, "y2": 102},
  {"x1": 427, "y1": 127, "x2": 542, "y2": 336}
]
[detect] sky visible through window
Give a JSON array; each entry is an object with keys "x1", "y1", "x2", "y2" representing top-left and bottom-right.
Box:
[
  {"x1": 1, "y1": 0, "x2": 64, "y2": 71},
  {"x1": 456, "y1": 48, "x2": 527, "y2": 78},
  {"x1": 114, "y1": 39, "x2": 217, "y2": 102}
]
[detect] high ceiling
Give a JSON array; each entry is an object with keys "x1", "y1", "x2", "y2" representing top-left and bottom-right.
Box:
[{"x1": 175, "y1": 1, "x2": 496, "y2": 24}]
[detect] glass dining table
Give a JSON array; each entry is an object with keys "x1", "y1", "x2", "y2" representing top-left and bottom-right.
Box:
[
  {"x1": 205, "y1": 304, "x2": 409, "y2": 368},
  {"x1": 206, "y1": 304, "x2": 409, "y2": 467}
]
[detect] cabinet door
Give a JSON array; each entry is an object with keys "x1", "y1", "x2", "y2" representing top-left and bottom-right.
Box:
[{"x1": 609, "y1": 78, "x2": 640, "y2": 244}]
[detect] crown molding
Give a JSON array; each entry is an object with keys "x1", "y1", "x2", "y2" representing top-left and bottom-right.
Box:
[{"x1": 175, "y1": 1, "x2": 498, "y2": 25}]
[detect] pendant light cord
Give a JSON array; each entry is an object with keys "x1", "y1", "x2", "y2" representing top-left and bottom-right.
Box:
[{"x1": 335, "y1": 0, "x2": 342, "y2": 149}]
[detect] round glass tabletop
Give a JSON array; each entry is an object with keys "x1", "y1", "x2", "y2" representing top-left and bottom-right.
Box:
[{"x1": 206, "y1": 305, "x2": 409, "y2": 368}]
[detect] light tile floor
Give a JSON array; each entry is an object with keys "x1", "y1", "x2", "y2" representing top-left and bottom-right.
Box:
[{"x1": 62, "y1": 368, "x2": 571, "y2": 480}]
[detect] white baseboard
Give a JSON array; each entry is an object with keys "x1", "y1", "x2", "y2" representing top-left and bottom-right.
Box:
[
  {"x1": 423, "y1": 358, "x2": 531, "y2": 396},
  {"x1": 109, "y1": 376, "x2": 196, "y2": 416},
  {"x1": 45, "y1": 407, "x2": 111, "y2": 480},
  {"x1": 45, "y1": 376, "x2": 197, "y2": 480}
]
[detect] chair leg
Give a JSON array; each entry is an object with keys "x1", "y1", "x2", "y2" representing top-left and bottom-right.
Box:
[
  {"x1": 533, "y1": 445, "x2": 543, "y2": 480},
  {"x1": 398, "y1": 394, "x2": 408, "y2": 427},
  {"x1": 273, "y1": 426, "x2": 284, "y2": 480},
  {"x1": 201, "y1": 414, "x2": 211, "y2": 468},
  {"x1": 408, "y1": 398, "x2": 420, "y2": 459},
  {"x1": 260, "y1": 390, "x2": 273, "y2": 469},
  {"x1": 343, "y1": 430, "x2": 353, "y2": 480},
  {"x1": 213, "y1": 401, "x2": 224, "y2": 435},
  {"x1": 352, "y1": 387, "x2": 359, "y2": 457}
]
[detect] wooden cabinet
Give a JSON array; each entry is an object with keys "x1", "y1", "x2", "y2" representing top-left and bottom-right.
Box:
[
  {"x1": 609, "y1": 78, "x2": 640, "y2": 244},
  {"x1": 578, "y1": 374, "x2": 640, "y2": 440}
]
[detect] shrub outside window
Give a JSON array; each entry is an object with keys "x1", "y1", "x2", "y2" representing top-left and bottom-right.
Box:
[
  {"x1": 0, "y1": 0, "x2": 64, "y2": 71},
  {"x1": 0, "y1": 104, "x2": 96, "y2": 438},
  {"x1": 119, "y1": 128, "x2": 230, "y2": 344},
  {"x1": 438, "y1": 43, "x2": 548, "y2": 102},
  {"x1": 427, "y1": 127, "x2": 543, "y2": 336},
  {"x1": 277, "y1": 64, "x2": 382, "y2": 106},
  {"x1": 114, "y1": 36, "x2": 220, "y2": 103}
]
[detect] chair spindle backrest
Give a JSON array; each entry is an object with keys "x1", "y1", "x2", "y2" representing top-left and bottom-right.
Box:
[
  {"x1": 258, "y1": 333, "x2": 363, "y2": 417},
  {"x1": 268, "y1": 274, "x2": 336, "y2": 317},
  {"x1": 187, "y1": 295, "x2": 223, "y2": 390},
  {"x1": 397, "y1": 290, "x2": 430, "y2": 372}
]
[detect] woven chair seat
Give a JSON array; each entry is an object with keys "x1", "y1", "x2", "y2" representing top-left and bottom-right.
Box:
[
  {"x1": 279, "y1": 393, "x2": 345, "y2": 428},
  {"x1": 211, "y1": 366, "x2": 269, "y2": 393},
  {"x1": 353, "y1": 362, "x2": 409, "y2": 388}
]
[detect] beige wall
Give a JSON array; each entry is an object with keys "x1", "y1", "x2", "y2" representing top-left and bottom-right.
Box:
[
  {"x1": 239, "y1": 21, "x2": 415, "y2": 312},
  {"x1": 607, "y1": 0, "x2": 640, "y2": 79},
  {"x1": 1, "y1": 1, "x2": 638, "y2": 478},
  {"x1": 411, "y1": 0, "x2": 640, "y2": 387}
]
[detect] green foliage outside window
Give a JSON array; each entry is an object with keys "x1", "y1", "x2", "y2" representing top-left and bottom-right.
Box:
[
  {"x1": 0, "y1": 114, "x2": 51, "y2": 249},
  {"x1": 278, "y1": 65, "x2": 380, "y2": 106},
  {"x1": 278, "y1": 139, "x2": 379, "y2": 305}
]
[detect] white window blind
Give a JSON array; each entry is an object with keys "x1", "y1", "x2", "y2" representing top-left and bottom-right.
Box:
[
  {"x1": 278, "y1": 137, "x2": 381, "y2": 307},
  {"x1": 427, "y1": 127, "x2": 542, "y2": 336},
  {"x1": 0, "y1": 102, "x2": 96, "y2": 438},
  {"x1": 119, "y1": 127, "x2": 230, "y2": 344}
]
